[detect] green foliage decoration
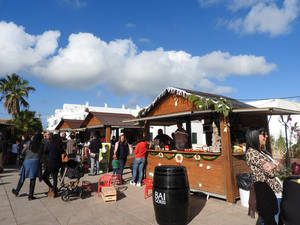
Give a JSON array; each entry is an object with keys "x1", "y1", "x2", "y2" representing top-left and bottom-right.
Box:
[
  {"x1": 148, "y1": 151, "x2": 219, "y2": 161},
  {"x1": 186, "y1": 94, "x2": 232, "y2": 117},
  {"x1": 163, "y1": 154, "x2": 176, "y2": 160}
]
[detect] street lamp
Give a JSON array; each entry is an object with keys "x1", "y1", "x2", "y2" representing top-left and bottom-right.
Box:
[{"x1": 280, "y1": 114, "x2": 291, "y2": 168}]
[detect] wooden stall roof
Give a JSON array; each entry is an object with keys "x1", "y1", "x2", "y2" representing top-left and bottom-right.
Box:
[
  {"x1": 55, "y1": 119, "x2": 84, "y2": 130},
  {"x1": 81, "y1": 111, "x2": 140, "y2": 129},
  {"x1": 123, "y1": 87, "x2": 300, "y2": 125},
  {"x1": 141, "y1": 87, "x2": 253, "y2": 117}
]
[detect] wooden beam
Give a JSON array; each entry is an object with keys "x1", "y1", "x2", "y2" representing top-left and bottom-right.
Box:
[
  {"x1": 105, "y1": 126, "x2": 111, "y2": 143},
  {"x1": 220, "y1": 115, "x2": 235, "y2": 203},
  {"x1": 186, "y1": 119, "x2": 192, "y2": 148},
  {"x1": 144, "y1": 121, "x2": 150, "y2": 141}
]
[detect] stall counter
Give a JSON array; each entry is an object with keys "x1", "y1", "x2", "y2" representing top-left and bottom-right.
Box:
[{"x1": 145, "y1": 149, "x2": 250, "y2": 201}]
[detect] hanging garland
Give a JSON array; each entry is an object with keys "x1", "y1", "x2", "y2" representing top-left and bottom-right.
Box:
[
  {"x1": 163, "y1": 154, "x2": 176, "y2": 160},
  {"x1": 149, "y1": 151, "x2": 220, "y2": 162},
  {"x1": 183, "y1": 154, "x2": 194, "y2": 159},
  {"x1": 158, "y1": 152, "x2": 164, "y2": 159},
  {"x1": 175, "y1": 154, "x2": 183, "y2": 165},
  {"x1": 200, "y1": 155, "x2": 220, "y2": 161},
  {"x1": 194, "y1": 154, "x2": 201, "y2": 166},
  {"x1": 149, "y1": 152, "x2": 159, "y2": 156},
  {"x1": 186, "y1": 94, "x2": 232, "y2": 117}
]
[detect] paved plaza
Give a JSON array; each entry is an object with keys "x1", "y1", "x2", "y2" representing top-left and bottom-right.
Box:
[{"x1": 0, "y1": 166, "x2": 255, "y2": 225}]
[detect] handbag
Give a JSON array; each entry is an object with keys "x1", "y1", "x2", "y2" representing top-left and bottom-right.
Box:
[
  {"x1": 89, "y1": 152, "x2": 96, "y2": 158},
  {"x1": 61, "y1": 153, "x2": 69, "y2": 163}
]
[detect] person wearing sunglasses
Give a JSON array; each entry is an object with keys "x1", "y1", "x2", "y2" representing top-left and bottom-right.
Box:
[{"x1": 245, "y1": 128, "x2": 282, "y2": 225}]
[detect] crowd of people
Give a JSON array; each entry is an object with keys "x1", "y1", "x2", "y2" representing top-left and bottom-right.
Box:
[
  {"x1": 5, "y1": 131, "x2": 111, "y2": 200},
  {"x1": 1, "y1": 123, "x2": 288, "y2": 224},
  {"x1": 0, "y1": 121, "x2": 191, "y2": 199},
  {"x1": 2, "y1": 129, "x2": 151, "y2": 199}
]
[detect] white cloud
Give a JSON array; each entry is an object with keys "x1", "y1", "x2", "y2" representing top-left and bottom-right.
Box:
[
  {"x1": 96, "y1": 90, "x2": 102, "y2": 99},
  {"x1": 62, "y1": 0, "x2": 87, "y2": 8},
  {"x1": 228, "y1": 0, "x2": 268, "y2": 11},
  {"x1": 0, "y1": 21, "x2": 60, "y2": 74},
  {"x1": 125, "y1": 23, "x2": 136, "y2": 28},
  {"x1": 138, "y1": 38, "x2": 151, "y2": 43},
  {"x1": 198, "y1": 0, "x2": 221, "y2": 7},
  {"x1": 199, "y1": 0, "x2": 299, "y2": 36},
  {"x1": 0, "y1": 21, "x2": 277, "y2": 97},
  {"x1": 228, "y1": 0, "x2": 300, "y2": 36}
]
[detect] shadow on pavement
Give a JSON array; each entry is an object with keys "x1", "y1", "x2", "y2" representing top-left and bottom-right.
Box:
[
  {"x1": 0, "y1": 182, "x2": 10, "y2": 185},
  {"x1": 186, "y1": 193, "x2": 207, "y2": 224}
]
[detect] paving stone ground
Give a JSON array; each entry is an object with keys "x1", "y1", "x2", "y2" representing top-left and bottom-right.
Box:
[{"x1": 0, "y1": 166, "x2": 257, "y2": 225}]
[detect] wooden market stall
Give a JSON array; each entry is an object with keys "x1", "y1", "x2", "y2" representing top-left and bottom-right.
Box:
[
  {"x1": 55, "y1": 119, "x2": 84, "y2": 132},
  {"x1": 80, "y1": 111, "x2": 143, "y2": 168},
  {"x1": 125, "y1": 87, "x2": 300, "y2": 203},
  {"x1": 80, "y1": 111, "x2": 142, "y2": 143}
]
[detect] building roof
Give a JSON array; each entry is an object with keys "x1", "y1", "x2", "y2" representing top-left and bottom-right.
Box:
[
  {"x1": 141, "y1": 87, "x2": 254, "y2": 116},
  {"x1": 0, "y1": 119, "x2": 14, "y2": 126},
  {"x1": 55, "y1": 119, "x2": 84, "y2": 130},
  {"x1": 247, "y1": 99, "x2": 300, "y2": 111},
  {"x1": 82, "y1": 112, "x2": 139, "y2": 128}
]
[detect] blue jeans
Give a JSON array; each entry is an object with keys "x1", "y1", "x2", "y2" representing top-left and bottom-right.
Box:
[
  {"x1": 275, "y1": 198, "x2": 281, "y2": 224},
  {"x1": 117, "y1": 158, "x2": 127, "y2": 179},
  {"x1": 132, "y1": 158, "x2": 145, "y2": 184},
  {"x1": 90, "y1": 156, "x2": 99, "y2": 175},
  {"x1": 113, "y1": 168, "x2": 118, "y2": 174}
]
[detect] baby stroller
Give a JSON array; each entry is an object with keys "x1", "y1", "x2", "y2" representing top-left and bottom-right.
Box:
[{"x1": 59, "y1": 160, "x2": 85, "y2": 201}]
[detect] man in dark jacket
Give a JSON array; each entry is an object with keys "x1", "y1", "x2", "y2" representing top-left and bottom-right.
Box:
[{"x1": 89, "y1": 132, "x2": 102, "y2": 176}]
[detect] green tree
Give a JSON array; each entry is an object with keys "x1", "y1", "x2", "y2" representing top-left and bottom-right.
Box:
[
  {"x1": 0, "y1": 73, "x2": 35, "y2": 119},
  {"x1": 275, "y1": 132, "x2": 286, "y2": 151},
  {"x1": 11, "y1": 110, "x2": 42, "y2": 137},
  {"x1": 269, "y1": 135, "x2": 275, "y2": 149}
]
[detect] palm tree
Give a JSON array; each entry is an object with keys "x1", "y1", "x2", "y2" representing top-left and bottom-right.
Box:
[
  {"x1": 0, "y1": 74, "x2": 35, "y2": 119},
  {"x1": 12, "y1": 110, "x2": 42, "y2": 137}
]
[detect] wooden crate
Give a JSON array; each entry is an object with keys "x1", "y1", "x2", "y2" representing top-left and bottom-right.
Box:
[{"x1": 101, "y1": 187, "x2": 117, "y2": 202}]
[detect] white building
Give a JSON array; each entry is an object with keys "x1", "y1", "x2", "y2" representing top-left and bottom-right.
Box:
[
  {"x1": 47, "y1": 102, "x2": 141, "y2": 131},
  {"x1": 247, "y1": 99, "x2": 300, "y2": 143},
  {"x1": 47, "y1": 102, "x2": 206, "y2": 145}
]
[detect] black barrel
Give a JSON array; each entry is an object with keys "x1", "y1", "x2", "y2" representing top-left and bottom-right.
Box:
[
  {"x1": 153, "y1": 165, "x2": 189, "y2": 225},
  {"x1": 281, "y1": 176, "x2": 300, "y2": 225}
]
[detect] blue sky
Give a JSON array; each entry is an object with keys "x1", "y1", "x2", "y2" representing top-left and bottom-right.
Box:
[{"x1": 0, "y1": 0, "x2": 299, "y2": 127}]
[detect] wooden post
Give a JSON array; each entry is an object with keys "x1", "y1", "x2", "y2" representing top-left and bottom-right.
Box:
[
  {"x1": 105, "y1": 126, "x2": 111, "y2": 172},
  {"x1": 116, "y1": 129, "x2": 119, "y2": 140},
  {"x1": 105, "y1": 126, "x2": 111, "y2": 143},
  {"x1": 144, "y1": 121, "x2": 150, "y2": 141},
  {"x1": 264, "y1": 114, "x2": 272, "y2": 154},
  {"x1": 186, "y1": 119, "x2": 192, "y2": 148},
  {"x1": 220, "y1": 115, "x2": 235, "y2": 203}
]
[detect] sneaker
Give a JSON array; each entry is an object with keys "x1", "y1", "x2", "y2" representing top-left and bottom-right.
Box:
[
  {"x1": 136, "y1": 182, "x2": 141, "y2": 187},
  {"x1": 12, "y1": 189, "x2": 18, "y2": 197},
  {"x1": 28, "y1": 196, "x2": 37, "y2": 201},
  {"x1": 129, "y1": 180, "x2": 135, "y2": 186}
]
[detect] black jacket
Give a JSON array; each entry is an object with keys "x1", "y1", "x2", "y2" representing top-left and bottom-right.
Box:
[
  {"x1": 89, "y1": 138, "x2": 102, "y2": 154},
  {"x1": 116, "y1": 142, "x2": 129, "y2": 160}
]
